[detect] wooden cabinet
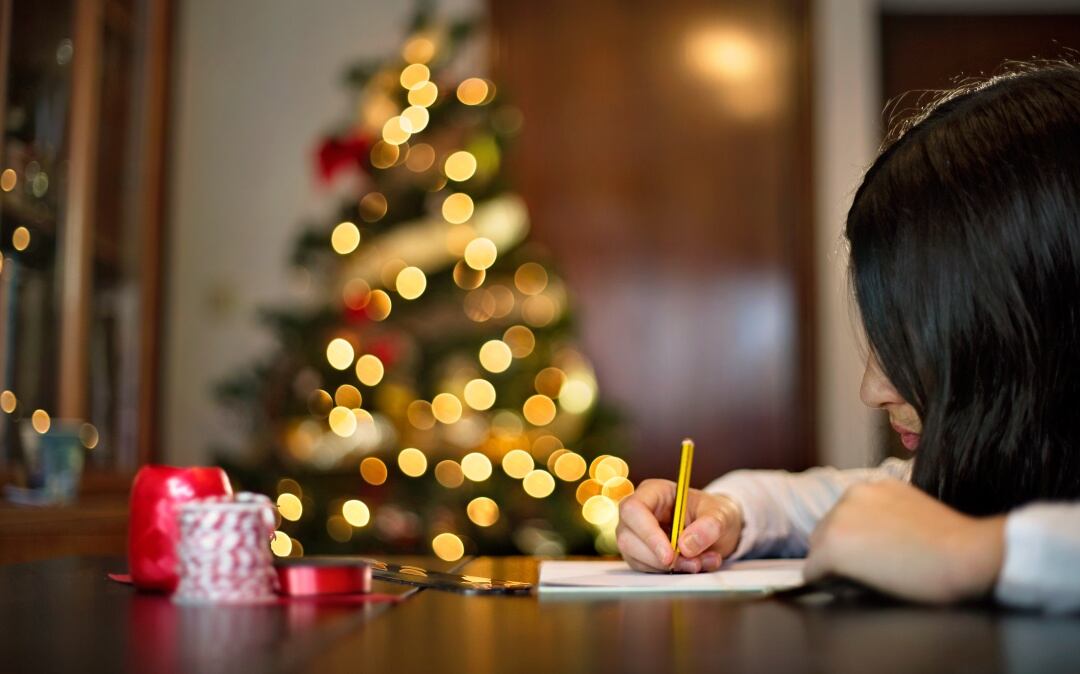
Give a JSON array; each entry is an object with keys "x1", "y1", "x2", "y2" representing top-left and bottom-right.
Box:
[{"x1": 0, "y1": 0, "x2": 171, "y2": 498}]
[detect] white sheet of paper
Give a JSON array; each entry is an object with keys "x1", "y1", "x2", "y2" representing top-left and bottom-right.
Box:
[{"x1": 538, "y1": 559, "x2": 804, "y2": 594}]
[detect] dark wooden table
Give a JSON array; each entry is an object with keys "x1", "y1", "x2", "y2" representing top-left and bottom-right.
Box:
[{"x1": 2, "y1": 556, "x2": 1079, "y2": 673}]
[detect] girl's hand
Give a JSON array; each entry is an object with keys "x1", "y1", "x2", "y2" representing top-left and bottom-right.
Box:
[
  {"x1": 803, "y1": 479, "x2": 1006, "y2": 603},
  {"x1": 616, "y1": 479, "x2": 744, "y2": 573}
]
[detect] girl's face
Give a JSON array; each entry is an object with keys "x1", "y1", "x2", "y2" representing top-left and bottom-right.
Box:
[{"x1": 860, "y1": 353, "x2": 922, "y2": 451}]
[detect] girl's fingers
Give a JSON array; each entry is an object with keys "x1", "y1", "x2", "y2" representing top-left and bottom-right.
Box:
[
  {"x1": 618, "y1": 493, "x2": 676, "y2": 566},
  {"x1": 618, "y1": 528, "x2": 672, "y2": 572}
]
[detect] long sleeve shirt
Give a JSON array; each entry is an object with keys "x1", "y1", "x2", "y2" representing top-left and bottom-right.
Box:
[{"x1": 704, "y1": 459, "x2": 1080, "y2": 612}]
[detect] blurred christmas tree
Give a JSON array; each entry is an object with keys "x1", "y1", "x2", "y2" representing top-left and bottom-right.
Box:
[{"x1": 215, "y1": 4, "x2": 629, "y2": 561}]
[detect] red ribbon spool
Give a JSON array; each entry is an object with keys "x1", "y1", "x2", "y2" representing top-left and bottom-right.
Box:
[
  {"x1": 275, "y1": 560, "x2": 373, "y2": 597},
  {"x1": 128, "y1": 465, "x2": 233, "y2": 592}
]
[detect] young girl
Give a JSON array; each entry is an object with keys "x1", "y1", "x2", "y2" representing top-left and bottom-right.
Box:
[{"x1": 616, "y1": 64, "x2": 1080, "y2": 612}]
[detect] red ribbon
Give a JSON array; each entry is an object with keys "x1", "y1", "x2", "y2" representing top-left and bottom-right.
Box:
[{"x1": 275, "y1": 564, "x2": 372, "y2": 597}]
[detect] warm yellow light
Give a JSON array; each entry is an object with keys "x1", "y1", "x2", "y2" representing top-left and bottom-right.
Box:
[
  {"x1": 366, "y1": 290, "x2": 392, "y2": 321},
  {"x1": 0, "y1": 390, "x2": 16, "y2": 414},
  {"x1": 491, "y1": 410, "x2": 524, "y2": 436},
  {"x1": 461, "y1": 452, "x2": 493, "y2": 481},
  {"x1": 441, "y1": 192, "x2": 475, "y2": 224},
  {"x1": 402, "y1": 105, "x2": 430, "y2": 134},
  {"x1": 396, "y1": 266, "x2": 427, "y2": 300},
  {"x1": 403, "y1": 35, "x2": 436, "y2": 64},
  {"x1": 514, "y1": 262, "x2": 549, "y2": 295},
  {"x1": 31, "y1": 409, "x2": 50, "y2": 434},
  {"x1": 271, "y1": 531, "x2": 293, "y2": 557},
  {"x1": 523, "y1": 394, "x2": 557, "y2": 426},
  {"x1": 343, "y1": 278, "x2": 371, "y2": 310},
  {"x1": 334, "y1": 384, "x2": 362, "y2": 408},
  {"x1": 463, "y1": 289, "x2": 496, "y2": 323},
  {"x1": 327, "y1": 515, "x2": 352, "y2": 542},
  {"x1": 559, "y1": 378, "x2": 596, "y2": 413},
  {"x1": 343, "y1": 499, "x2": 371, "y2": 527},
  {"x1": 360, "y1": 192, "x2": 389, "y2": 222},
  {"x1": 478, "y1": 340, "x2": 513, "y2": 373},
  {"x1": 431, "y1": 393, "x2": 463, "y2": 424},
  {"x1": 457, "y1": 77, "x2": 490, "y2": 105},
  {"x1": 328, "y1": 406, "x2": 358, "y2": 437},
  {"x1": 535, "y1": 435, "x2": 564, "y2": 461},
  {"x1": 398, "y1": 447, "x2": 428, "y2": 477},
  {"x1": 308, "y1": 389, "x2": 333, "y2": 417},
  {"x1": 576, "y1": 478, "x2": 603, "y2": 505},
  {"x1": 553, "y1": 452, "x2": 587, "y2": 482},
  {"x1": 326, "y1": 338, "x2": 355, "y2": 370},
  {"x1": 444, "y1": 151, "x2": 477, "y2": 182},
  {"x1": 407, "y1": 400, "x2": 436, "y2": 430},
  {"x1": 503, "y1": 325, "x2": 536, "y2": 358},
  {"x1": 446, "y1": 225, "x2": 476, "y2": 257},
  {"x1": 408, "y1": 80, "x2": 439, "y2": 107},
  {"x1": 400, "y1": 63, "x2": 431, "y2": 90},
  {"x1": 277, "y1": 478, "x2": 302, "y2": 498},
  {"x1": 382, "y1": 116, "x2": 411, "y2": 145},
  {"x1": 602, "y1": 476, "x2": 635, "y2": 502},
  {"x1": 355, "y1": 354, "x2": 385, "y2": 386},
  {"x1": 501, "y1": 448, "x2": 534, "y2": 479},
  {"x1": 582, "y1": 495, "x2": 618, "y2": 525},
  {"x1": 467, "y1": 497, "x2": 500, "y2": 527},
  {"x1": 522, "y1": 469, "x2": 556, "y2": 498},
  {"x1": 588, "y1": 455, "x2": 611, "y2": 480},
  {"x1": 432, "y1": 532, "x2": 465, "y2": 561},
  {"x1": 463, "y1": 237, "x2": 497, "y2": 270},
  {"x1": 462, "y1": 378, "x2": 496, "y2": 411},
  {"x1": 435, "y1": 460, "x2": 465, "y2": 488},
  {"x1": 331, "y1": 221, "x2": 361, "y2": 255},
  {"x1": 405, "y1": 143, "x2": 435, "y2": 172},
  {"x1": 360, "y1": 457, "x2": 388, "y2": 485},
  {"x1": 534, "y1": 368, "x2": 567, "y2": 398},
  {"x1": 0, "y1": 169, "x2": 15, "y2": 192},
  {"x1": 522, "y1": 294, "x2": 556, "y2": 327},
  {"x1": 596, "y1": 456, "x2": 630, "y2": 483},
  {"x1": 79, "y1": 423, "x2": 99, "y2": 449},
  {"x1": 546, "y1": 447, "x2": 569, "y2": 472},
  {"x1": 277, "y1": 493, "x2": 303, "y2": 521},
  {"x1": 489, "y1": 285, "x2": 515, "y2": 318},
  {"x1": 12, "y1": 227, "x2": 30, "y2": 251},
  {"x1": 370, "y1": 141, "x2": 400, "y2": 169}
]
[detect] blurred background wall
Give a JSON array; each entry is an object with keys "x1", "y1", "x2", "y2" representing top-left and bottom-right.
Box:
[{"x1": 162, "y1": 0, "x2": 1080, "y2": 478}]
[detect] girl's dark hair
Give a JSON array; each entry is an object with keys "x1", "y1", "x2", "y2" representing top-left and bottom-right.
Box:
[{"x1": 846, "y1": 63, "x2": 1080, "y2": 515}]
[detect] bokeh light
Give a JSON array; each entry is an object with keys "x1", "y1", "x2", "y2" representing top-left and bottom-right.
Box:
[
  {"x1": 0, "y1": 169, "x2": 15, "y2": 192},
  {"x1": 12, "y1": 227, "x2": 30, "y2": 251},
  {"x1": 576, "y1": 478, "x2": 603, "y2": 505},
  {"x1": 405, "y1": 143, "x2": 436, "y2": 172},
  {"x1": 461, "y1": 452, "x2": 493, "y2": 481},
  {"x1": 398, "y1": 447, "x2": 428, "y2": 477},
  {"x1": 402, "y1": 35, "x2": 436, "y2": 64},
  {"x1": 457, "y1": 77, "x2": 490, "y2": 105},
  {"x1": 0, "y1": 390, "x2": 14, "y2": 414},
  {"x1": 463, "y1": 378, "x2": 497, "y2": 411},
  {"x1": 400, "y1": 63, "x2": 430, "y2": 90},
  {"x1": 514, "y1": 262, "x2": 549, "y2": 295},
  {"x1": 435, "y1": 460, "x2": 465, "y2": 488},
  {"x1": 355, "y1": 354, "x2": 385, "y2": 386},
  {"x1": 407, "y1": 400, "x2": 436, "y2": 430},
  {"x1": 382, "y1": 116, "x2": 411, "y2": 145},
  {"x1": 334, "y1": 384, "x2": 362, "y2": 408},
  {"x1": 360, "y1": 457, "x2": 388, "y2": 485},
  {"x1": 522, "y1": 469, "x2": 556, "y2": 498},
  {"x1": 432, "y1": 393, "x2": 463, "y2": 424},
  {"x1": 553, "y1": 452, "x2": 587, "y2": 481},
  {"x1": 596, "y1": 456, "x2": 630, "y2": 483},
  {"x1": 602, "y1": 476, "x2": 635, "y2": 502},
  {"x1": 432, "y1": 532, "x2": 464, "y2": 561},
  {"x1": 328, "y1": 406, "x2": 358, "y2": 437},
  {"x1": 523, "y1": 394, "x2": 557, "y2": 426},
  {"x1": 366, "y1": 290, "x2": 392, "y2": 320},
  {"x1": 271, "y1": 531, "x2": 293, "y2": 557},
  {"x1": 277, "y1": 493, "x2": 303, "y2": 521},
  {"x1": 370, "y1": 141, "x2": 400, "y2": 169},
  {"x1": 343, "y1": 278, "x2": 371, "y2": 310},
  {"x1": 31, "y1": 409, "x2": 50, "y2": 434},
  {"x1": 79, "y1": 423, "x2": 99, "y2": 449},
  {"x1": 559, "y1": 377, "x2": 596, "y2": 413},
  {"x1": 467, "y1": 497, "x2": 500, "y2": 527},
  {"x1": 463, "y1": 237, "x2": 497, "y2": 270},
  {"x1": 522, "y1": 294, "x2": 556, "y2": 327},
  {"x1": 343, "y1": 499, "x2": 371, "y2": 527},
  {"x1": 503, "y1": 325, "x2": 536, "y2": 358},
  {"x1": 326, "y1": 338, "x2": 355, "y2": 370},
  {"x1": 408, "y1": 80, "x2": 438, "y2": 107},
  {"x1": 582, "y1": 495, "x2": 618, "y2": 525},
  {"x1": 501, "y1": 449, "x2": 534, "y2": 479},
  {"x1": 307, "y1": 389, "x2": 333, "y2": 417},
  {"x1": 441, "y1": 192, "x2": 475, "y2": 224},
  {"x1": 478, "y1": 340, "x2": 513, "y2": 373},
  {"x1": 327, "y1": 516, "x2": 352, "y2": 542},
  {"x1": 463, "y1": 288, "x2": 496, "y2": 322},
  {"x1": 360, "y1": 192, "x2": 389, "y2": 222},
  {"x1": 331, "y1": 221, "x2": 361, "y2": 255},
  {"x1": 395, "y1": 266, "x2": 427, "y2": 300},
  {"x1": 453, "y1": 259, "x2": 486, "y2": 289},
  {"x1": 444, "y1": 151, "x2": 478, "y2": 182},
  {"x1": 534, "y1": 367, "x2": 567, "y2": 398}
]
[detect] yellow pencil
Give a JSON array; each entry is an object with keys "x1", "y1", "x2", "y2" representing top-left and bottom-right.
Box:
[{"x1": 669, "y1": 438, "x2": 695, "y2": 565}]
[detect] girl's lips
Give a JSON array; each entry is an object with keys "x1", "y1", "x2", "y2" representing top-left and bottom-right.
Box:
[{"x1": 891, "y1": 422, "x2": 921, "y2": 450}]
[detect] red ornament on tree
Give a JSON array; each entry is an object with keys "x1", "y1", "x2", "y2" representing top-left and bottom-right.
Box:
[{"x1": 316, "y1": 132, "x2": 372, "y2": 184}]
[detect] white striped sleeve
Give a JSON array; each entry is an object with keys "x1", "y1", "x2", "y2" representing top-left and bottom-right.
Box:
[
  {"x1": 703, "y1": 458, "x2": 912, "y2": 559},
  {"x1": 995, "y1": 502, "x2": 1080, "y2": 613}
]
